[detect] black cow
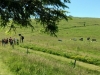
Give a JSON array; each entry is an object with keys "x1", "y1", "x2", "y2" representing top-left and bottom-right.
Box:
[
  {"x1": 87, "y1": 37, "x2": 90, "y2": 40},
  {"x1": 92, "y1": 39, "x2": 96, "y2": 42},
  {"x1": 79, "y1": 38, "x2": 83, "y2": 41}
]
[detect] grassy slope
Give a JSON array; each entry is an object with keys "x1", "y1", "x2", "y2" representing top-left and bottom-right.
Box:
[
  {"x1": 0, "y1": 48, "x2": 14, "y2": 75},
  {"x1": 0, "y1": 17, "x2": 100, "y2": 75},
  {"x1": 0, "y1": 60, "x2": 13, "y2": 75},
  {"x1": 0, "y1": 45, "x2": 100, "y2": 75},
  {"x1": 19, "y1": 20, "x2": 100, "y2": 66},
  {"x1": 19, "y1": 46, "x2": 100, "y2": 72}
]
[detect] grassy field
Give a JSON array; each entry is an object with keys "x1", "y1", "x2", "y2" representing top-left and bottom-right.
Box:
[{"x1": 0, "y1": 17, "x2": 100, "y2": 75}]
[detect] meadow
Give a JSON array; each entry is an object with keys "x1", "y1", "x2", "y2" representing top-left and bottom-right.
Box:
[{"x1": 0, "y1": 17, "x2": 100, "y2": 75}]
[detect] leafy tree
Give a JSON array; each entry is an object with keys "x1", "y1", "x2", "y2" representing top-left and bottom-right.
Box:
[{"x1": 0, "y1": 0, "x2": 71, "y2": 36}]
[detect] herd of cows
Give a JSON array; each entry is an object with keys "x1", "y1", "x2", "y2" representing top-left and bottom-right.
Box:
[
  {"x1": 79, "y1": 37, "x2": 96, "y2": 41},
  {"x1": 71, "y1": 37, "x2": 97, "y2": 42}
]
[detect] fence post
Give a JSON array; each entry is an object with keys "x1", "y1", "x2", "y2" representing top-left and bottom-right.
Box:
[
  {"x1": 27, "y1": 47, "x2": 28, "y2": 54},
  {"x1": 73, "y1": 59, "x2": 76, "y2": 68},
  {"x1": 12, "y1": 44, "x2": 14, "y2": 49}
]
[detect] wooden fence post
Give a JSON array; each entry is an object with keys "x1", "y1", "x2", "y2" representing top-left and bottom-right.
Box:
[
  {"x1": 12, "y1": 44, "x2": 14, "y2": 49},
  {"x1": 73, "y1": 59, "x2": 76, "y2": 68},
  {"x1": 27, "y1": 47, "x2": 28, "y2": 54}
]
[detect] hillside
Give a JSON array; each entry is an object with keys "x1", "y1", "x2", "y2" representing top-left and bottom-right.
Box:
[{"x1": 0, "y1": 17, "x2": 100, "y2": 75}]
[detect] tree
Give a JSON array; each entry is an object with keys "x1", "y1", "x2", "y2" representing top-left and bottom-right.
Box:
[{"x1": 0, "y1": 0, "x2": 71, "y2": 36}]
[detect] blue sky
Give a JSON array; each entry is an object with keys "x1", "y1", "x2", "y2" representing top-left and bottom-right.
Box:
[{"x1": 65, "y1": 0, "x2": 100, "y2": 18}]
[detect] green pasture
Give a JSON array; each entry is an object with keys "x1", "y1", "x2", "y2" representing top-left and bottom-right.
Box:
[{"x1": 0, "y1": 17, "x2": 100, "y2": 75}]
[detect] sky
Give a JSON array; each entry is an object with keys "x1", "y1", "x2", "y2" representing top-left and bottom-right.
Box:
[{"x1": 65, "y1": 0, "x2": 100, "y2": 18}]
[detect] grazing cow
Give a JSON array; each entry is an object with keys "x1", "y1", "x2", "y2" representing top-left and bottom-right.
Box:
[
  {"x1": 58, "y1": 39, "x2": 62, "y2": 41},
  {"x1": 79, "y1": 38, "x2": 83, "y2": 41},
  {"x1": 92, "y1": 39, "x2": 96, "y2": 42},
  {"x1": 71, "y1": 38, "x2": 77, "y2": 41},
  {"x1": 87, "y1": 37, "x2": 90, "y2": 40}
]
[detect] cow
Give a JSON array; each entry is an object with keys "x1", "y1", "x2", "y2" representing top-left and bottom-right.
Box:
[
  {"x1": 92, "y1": 39, "x2": 96, "y2": 42},
  {"x1": 71, "y1": 38, "x2": 77, "y2": 41},
  {"x1": 58, "y1": 39, "x2": 62, "y2": 41},
  {"x1": 87, "y1": 37, "x2": 90, "y2": 41},
  {"x1": 79, "y1": 38, "x2": 83, "y2": 41}
]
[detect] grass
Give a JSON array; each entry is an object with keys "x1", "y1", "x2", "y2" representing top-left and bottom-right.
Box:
[
  {"x1": 20, "y1": 42, "x2": 100, "y2": 66},
  {"x1": 0, "y1": 56, "x2": 14, "y2": 75},
  {"x1": 0, "y1": 17, "x2": 100, "y2": 75},
  {"x1": 0, "y1": 46, "x2": 100, "y2": 75}
]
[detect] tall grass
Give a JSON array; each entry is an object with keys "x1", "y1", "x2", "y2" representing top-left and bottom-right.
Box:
[
  {"x1": 20, "y1": 42, "x2": 100, "y2": 66},
  {"x1": 1, "y1": 46, "x2": 99, "y2": 75}
]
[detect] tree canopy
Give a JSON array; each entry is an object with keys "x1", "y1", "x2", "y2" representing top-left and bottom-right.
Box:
[{"x1": 0, "y1": 0, "x2": 71, "y2": 36}]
